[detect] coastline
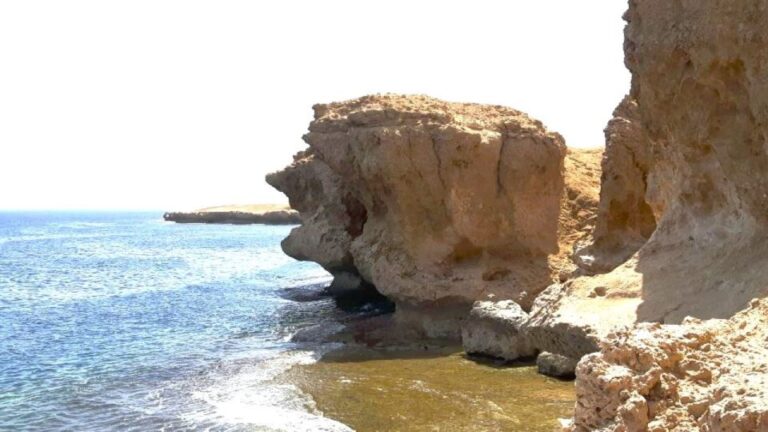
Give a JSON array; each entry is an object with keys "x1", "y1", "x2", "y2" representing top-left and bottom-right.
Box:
[{"x1": 163, "y1": 204, "x2": 300, "y2": 225}]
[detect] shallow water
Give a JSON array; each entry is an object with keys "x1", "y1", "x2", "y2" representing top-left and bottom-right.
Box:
[
  {"x1": 0, "y1": 212, "x2": 348, "y2": 431},
  {"x1": 1, "y1": 211, "x2": 575, "y2": 431},
  {"x1": 283, "y1": 348, "x2": 575, "y2": 432}
]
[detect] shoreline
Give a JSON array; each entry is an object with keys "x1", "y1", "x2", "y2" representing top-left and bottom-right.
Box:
[
  {"x1": 278, "y1": 342, "x2": 575, "y2": 432},
  {"x1": 273, "y1": 287, "x2": 576, "y2": 432}
]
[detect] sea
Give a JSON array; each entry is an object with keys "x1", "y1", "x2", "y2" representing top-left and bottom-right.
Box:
[{"x1": 0, "y1": 211, "x2": 354, "y2": 431}]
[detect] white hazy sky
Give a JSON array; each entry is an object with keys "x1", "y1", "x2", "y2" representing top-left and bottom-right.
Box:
[{"x1": 0, "y1": 1, "x2": 630, "y2": 210}]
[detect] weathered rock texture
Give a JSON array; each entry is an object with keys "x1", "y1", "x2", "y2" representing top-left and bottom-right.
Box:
[
  {"x1": 562, "y1": 1, "x2": 768, "y2": 429},
  {"x1": 537, "y1": 352, "x2": 578, "y2": 378},
  {"x1": 569, "y1": 298, "x2": 768, "y2": 432},
  {"x1": 461, "y1": 300, "x2": 534, "y2": 360},
  {"x1": 544, "y1": 0, "x2": 768, "y2": 364},
  {"x1": 574, "y1": 0, "x2": 768, "y2": 325},
  {"x1": 623, "y1": 0, "x2": 768, "y2": 323},
  {"x1": 268, "y1": 94, "x2": 602, "y2": 337},
  {"x1": 574, "y1": 96, "x2": 655, "y2": 274},
  {"x1": 266, "y1": 150, "x2": 367, "y2": 294}
]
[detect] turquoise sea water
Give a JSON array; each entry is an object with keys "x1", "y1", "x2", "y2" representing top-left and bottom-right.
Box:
[{"x1": 0, "y1": 212, "x2": 352, "y2": 431}]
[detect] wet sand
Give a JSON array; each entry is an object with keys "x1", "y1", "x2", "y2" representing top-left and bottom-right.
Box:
[{"x1": 279, "y1": 346, "x2": 575, "y2": 431}]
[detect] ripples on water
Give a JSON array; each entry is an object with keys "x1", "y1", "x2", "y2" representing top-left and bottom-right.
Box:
[{"x1": 0, "y1": 212, "x2": 351, "y2": 431}]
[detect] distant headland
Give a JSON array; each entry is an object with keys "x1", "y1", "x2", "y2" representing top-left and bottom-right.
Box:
[{"x1": 163, "y1": 204, "x2": 300, "y2": 225}]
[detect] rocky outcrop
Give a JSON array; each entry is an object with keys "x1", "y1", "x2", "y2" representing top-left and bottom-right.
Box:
[
  {"x1": 163, "y1": 204, "x2": 300, "y2": 225},
  {"x1": 517, "y1": 95, "x2": 655, "y2": 365},
  {"x1": 521, "y1": 260, "x2": 642, "y2": 362},
  {"x1": 568, "y1": 298, "x2": 768, "y2": 432},
  {"x1": 622, "y1": 0, "x2": 768, "y2": 323},
  {"x1": 537, "y1": 352, "x2": 578, "y2": 379},
  {"x1": 268, "y1": 95, "x2": 603, "y2": 338}
]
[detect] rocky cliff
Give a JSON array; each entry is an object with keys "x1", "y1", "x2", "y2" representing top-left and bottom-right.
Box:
[
  {"x1": 617, "y1": 0, "x2": 768, "y2": 324},
  {"x1": 525, "y1": 0, "x2": 768, "y2": 364},
  {"x1": 267, "y1": 95, "x2": 602, "y2": 338},
  {"x1": 267, "y1": 1, "x2": 768, "y2": 427},
  {"x1": 563, "y1": 0, "x2": 768, "y2": 428},
  {"x1": 574, "y1": 96, "x2": 655, "y2": 274}
]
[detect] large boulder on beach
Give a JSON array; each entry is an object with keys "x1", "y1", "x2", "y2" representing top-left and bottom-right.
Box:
[
  {"x1": 536, "y1": 352, "x2": 578, "y2": 378},
  {"x1": 461, "y1": 300, "x2": 534, "y2": 361},
  {"x1": 268, "y1": 94, "x2": 602, "y2": 338}
]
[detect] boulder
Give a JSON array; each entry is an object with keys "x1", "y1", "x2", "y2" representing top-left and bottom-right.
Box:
[
  {"x1": 460, "y1": 300, "x2": 534, "y2": 361},
  {"x1": 536, "y1": 352, "x2": 578, "y2": 378}
]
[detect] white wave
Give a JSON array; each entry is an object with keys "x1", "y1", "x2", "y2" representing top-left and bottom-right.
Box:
[{"x1": 187, "y1": 348, "x2": 352, "y2": 432}]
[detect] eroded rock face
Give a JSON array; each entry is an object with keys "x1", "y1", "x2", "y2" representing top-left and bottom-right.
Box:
[
  {"x1": 268, "y1": 95, "x2": 604, "y2": 341},
  {"x1": 557, "y1": 1, "x2": 768, "y2": 429},
  {"x1": 554, "y1": 0, "x2": 768, "y2": 347},
  {"x1": 523, "y1": 97, "x2": 652, "y2": 364},
  {"x1": 266, "y1": 150, "x2": 368, "y2": 294},
  {"x1": 574, "y1": 97, "x2": 655, "y2": 274},
  {"x1": 624, "y1": 0, "x2": 768, "y2": 323},
  {"x1": 268, "y1": 94, "x2": 600, "y2": 338},
  {"x1": 568, "y1": 299, "x2": 768, "y2": 432}
]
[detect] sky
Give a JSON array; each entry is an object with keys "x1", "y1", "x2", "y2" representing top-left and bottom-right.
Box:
[{"x1": 0, "y1": 1, "x2": 630, "y2": 210}]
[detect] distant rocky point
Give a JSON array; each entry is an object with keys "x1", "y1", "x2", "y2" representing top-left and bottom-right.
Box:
[{"x1": 163, "y1": 204, "x2": 300, "y2": 225}]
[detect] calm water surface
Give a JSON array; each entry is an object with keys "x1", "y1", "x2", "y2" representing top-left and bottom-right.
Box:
[{"x1": 0, "y1": 212, "x2": 350, "y2": 431}]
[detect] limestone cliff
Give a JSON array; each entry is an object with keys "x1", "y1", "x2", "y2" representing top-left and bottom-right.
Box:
[
  {"x1": 533, "y1": 0, "x2": 768, "y2": 364},
  {"x1": 621, "y1": 0, "x2": 768, "y2": 323},
  {"x1": 562, "y1": 0, "x2": 768, "y2": 429},
  {"x1": 580, "y1": 0, "x2": 768, "y2": 324},
  {"x1": 268, "y1": 94, "x2": 602, "y2": 338},
  {"x1": 266, "y1": 150, "x2": 365, "y2": 294}
]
